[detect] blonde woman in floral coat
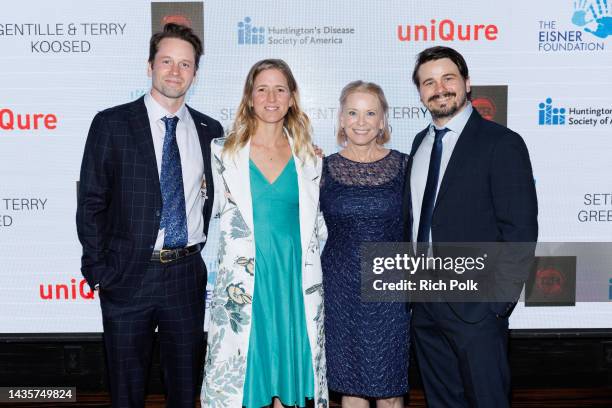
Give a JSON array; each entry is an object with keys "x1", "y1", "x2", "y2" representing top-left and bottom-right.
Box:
[{"x1": 201, "y1": 59, "x2": 328, "y2": 408}]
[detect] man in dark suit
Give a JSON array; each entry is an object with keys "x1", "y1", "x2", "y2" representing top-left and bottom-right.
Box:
[
  {"x1": 76, "y1": 23, "x2": 223, "y2": 408},
  {"x1": 405, "y1": 46, "x2": 538, "y2": 407}
]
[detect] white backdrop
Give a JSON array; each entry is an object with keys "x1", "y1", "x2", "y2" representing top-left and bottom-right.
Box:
[{"x1": 1, "y1": 0, "x2": 611, "y2": 332}]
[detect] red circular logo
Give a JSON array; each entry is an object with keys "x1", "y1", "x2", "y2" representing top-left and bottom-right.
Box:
[
  {"x1": 472, "y1": 97, "x2": 496, "y2": 121},
  {"x1": 535, "y1": 268, "x2": 564, "y2": 296},
  {"x1": 162, "y1": 15, "x2": 193, "y2": 28}
]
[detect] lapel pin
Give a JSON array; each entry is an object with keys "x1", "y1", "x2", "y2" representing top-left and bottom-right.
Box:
[{"x1": 200, "y1": 122, "x2": 208, "y2": 127}]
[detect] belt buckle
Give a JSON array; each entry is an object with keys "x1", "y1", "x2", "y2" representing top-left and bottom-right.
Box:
[{"x1": 159, "y1": 249, "x2": 175, "y2": 264}]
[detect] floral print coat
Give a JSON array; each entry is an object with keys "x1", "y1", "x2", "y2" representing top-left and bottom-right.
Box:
[{"x1": 201, "y1": 136, "x2": 328, "y2": 408}]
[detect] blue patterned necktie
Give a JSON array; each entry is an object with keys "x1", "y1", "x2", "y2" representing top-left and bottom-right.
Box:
[
  {"x1": 160, "y1": 116, "x2": 188, "y2": 248},
  {"x1": 417, "y1": 127, "x2": 449, "y2": 248}
]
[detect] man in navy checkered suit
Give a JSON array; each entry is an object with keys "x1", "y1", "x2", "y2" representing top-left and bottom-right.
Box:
[{"x1": 76, "y1": 23, "x2": 222, "y2": 408}]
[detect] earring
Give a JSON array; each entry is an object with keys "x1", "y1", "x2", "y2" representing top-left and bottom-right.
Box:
[{"x1": 340, "y1": 128, "x2": 348, "y2": 145}]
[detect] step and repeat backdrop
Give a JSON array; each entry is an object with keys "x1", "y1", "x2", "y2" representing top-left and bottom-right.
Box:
[{"x1": 1, "y1": 0, "x2": 611, "y2": 332}]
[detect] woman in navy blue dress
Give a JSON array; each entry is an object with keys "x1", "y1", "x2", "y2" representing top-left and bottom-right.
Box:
[{"x1": 320, "y1": 81, "x2": 410, "y2": 407}]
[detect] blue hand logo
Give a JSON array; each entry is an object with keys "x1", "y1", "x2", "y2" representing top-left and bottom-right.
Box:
[{"x1": 572, "y1": 0, "x2": 612, "y2": 39}]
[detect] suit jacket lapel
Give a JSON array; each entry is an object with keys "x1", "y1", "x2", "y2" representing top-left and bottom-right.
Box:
[
  {"x1": 410, "y1": 128, "x2": 429, "y2": 159},
  {"x1": 405, "y1": 126, "x2": 429, "y2": 196},
  {"x1": 404, "y1": 127, "x2": 429, "y2": 240},
  {"x1": 221, "y1": 142, "x2": 255, "y2": 234},
  {"x1": 188, "y1": 106, "x2": 217, "y2": 235},
  {"x1": 434, "y1": 110, "x2": 482, "y2": 208},
  {"x1": 129, "y1": 97, "x2": 160, "y2": 192},
  {"x1": 407, "y1": 126, "x2": 429, "y2": 202},
  {"x1": 187, "y1": 107, "x2": 212, "y2": 173}
]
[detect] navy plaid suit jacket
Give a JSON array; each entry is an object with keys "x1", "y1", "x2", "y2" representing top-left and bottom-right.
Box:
[
  {"x1": 404, "y1": 109, "x2": 538, "y2": 322},
  {"x1": 76, "y1": 96, "x2": 223, "y2": 300}
]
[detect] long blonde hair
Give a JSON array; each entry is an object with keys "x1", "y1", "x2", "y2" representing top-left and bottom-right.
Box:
[{"x1": 223, "y1": 59, "x2": 315, "y2": 161}]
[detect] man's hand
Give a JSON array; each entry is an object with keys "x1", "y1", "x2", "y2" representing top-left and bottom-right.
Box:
[{"x1": 313, "y1": 144, "x2": 325, "y2": 158}]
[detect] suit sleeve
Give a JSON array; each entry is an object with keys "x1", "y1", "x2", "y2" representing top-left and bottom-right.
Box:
[
  {"x1": 489, "y1": 131, "x2": 538, "y2": 316},
  {"x1": 76, "y1": 111, "x2": 114, "y2": 290}
]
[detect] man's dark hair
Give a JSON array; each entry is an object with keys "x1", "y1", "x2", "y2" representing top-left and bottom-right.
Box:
[
  {"x1": 148, "y1": 23, "x2": 203, "y2": 70},
  {"x1": 412, "y1": 46, "x2": 470, "y2": 96}
]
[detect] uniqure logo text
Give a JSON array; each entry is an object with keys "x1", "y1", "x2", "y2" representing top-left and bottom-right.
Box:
[
  {"x1": 0, "y1": 108, "x2": 58, "y2": 130},
  {"x1": 397, "y1": 19, "x2": 499, "y2": 42},
  {"x1": 40, "y1": 278, "x2": 96, "y2": 300}
]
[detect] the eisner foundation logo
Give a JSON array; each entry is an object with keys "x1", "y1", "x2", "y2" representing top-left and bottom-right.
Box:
[
  {"x1": 236, "y1": 16, "x2": 356, "y2": 47},
  {"x1": 537, "y1": 1, "x2": 609, "y2": 52},
  {"x1": 397, "y1": 19, "x2": 499, "y2": 42},
  {"x1": 572, "y1": 0, "x2": 611, "y2": 39}
]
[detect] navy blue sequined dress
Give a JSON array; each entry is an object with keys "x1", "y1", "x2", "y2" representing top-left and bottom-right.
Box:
[{"x1": 320, "y1": 149, "x2": 410, "y2": 398}]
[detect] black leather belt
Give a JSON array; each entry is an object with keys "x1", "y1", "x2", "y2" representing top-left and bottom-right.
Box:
[{"x1": 151, "y1": 243, "x2": 203, "y2": 263}]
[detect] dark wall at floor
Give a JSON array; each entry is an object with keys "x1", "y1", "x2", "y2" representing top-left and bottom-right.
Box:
[{"x1": 1, "y1": 332, "x2": 611, "y2": 392}]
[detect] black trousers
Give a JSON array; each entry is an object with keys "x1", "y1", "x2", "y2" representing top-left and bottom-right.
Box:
[
  {"x1": 411, "y1": 302, "x2": 510, "y2": 408},
  {"x1": 100, "y1": 255, "x2": 206, "y2": 408}
]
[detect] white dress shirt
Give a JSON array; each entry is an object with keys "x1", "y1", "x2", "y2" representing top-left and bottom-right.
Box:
[
  {"x1": 411, "y1": 102, "x2": 473, "y2": 243},
  {"x1": 144, "y1": 93, "x2": 206, "y2": 250}
]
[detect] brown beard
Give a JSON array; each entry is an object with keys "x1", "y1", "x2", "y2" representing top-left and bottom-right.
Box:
[{"x1": 428, "y1": 92, "x2": 467, "y2": 120}]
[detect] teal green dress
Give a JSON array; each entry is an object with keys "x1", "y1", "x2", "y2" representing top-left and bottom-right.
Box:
[{"x1": 242, "y1": 157, "x2": 315, "y2": 408}]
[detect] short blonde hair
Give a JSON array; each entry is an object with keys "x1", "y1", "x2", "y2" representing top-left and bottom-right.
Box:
[{"x1": 337, "y1": 80, "x2": 391, "y2": 146}]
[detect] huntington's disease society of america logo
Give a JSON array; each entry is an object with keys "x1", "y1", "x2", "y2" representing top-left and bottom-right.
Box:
[
  {"x1": 538, "y1": 97, "x2": 612, "y2": 127},
  {"x1": 238, "y1": 17, "x2": 265, "y2": 45},
  {"x1": 538, "y1": 98, "x2": 566, "y2": 125},
  {"x1": 236, "y1": 16, "x2": 356, "y2": 47}
]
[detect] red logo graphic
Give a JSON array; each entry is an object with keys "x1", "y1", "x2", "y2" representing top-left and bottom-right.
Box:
[
  {"x1": 472, "y1": 97, "x2": 497, "y2": 121},
  {"x1": 535, "y1": 267, "x2": 565, "y2": 296},
  {"x1": 397, "y1": 19, "x2": 499, "y2": 42},
  {"x1": 0, "y1": 108, "x2": 57, "y2": 130},
  {"x1": 39, "y1": 278, "x2": 95, "y2": 300},
  {"x1": 162, "y1": 14, "x2": 193, "y2": 28}
]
